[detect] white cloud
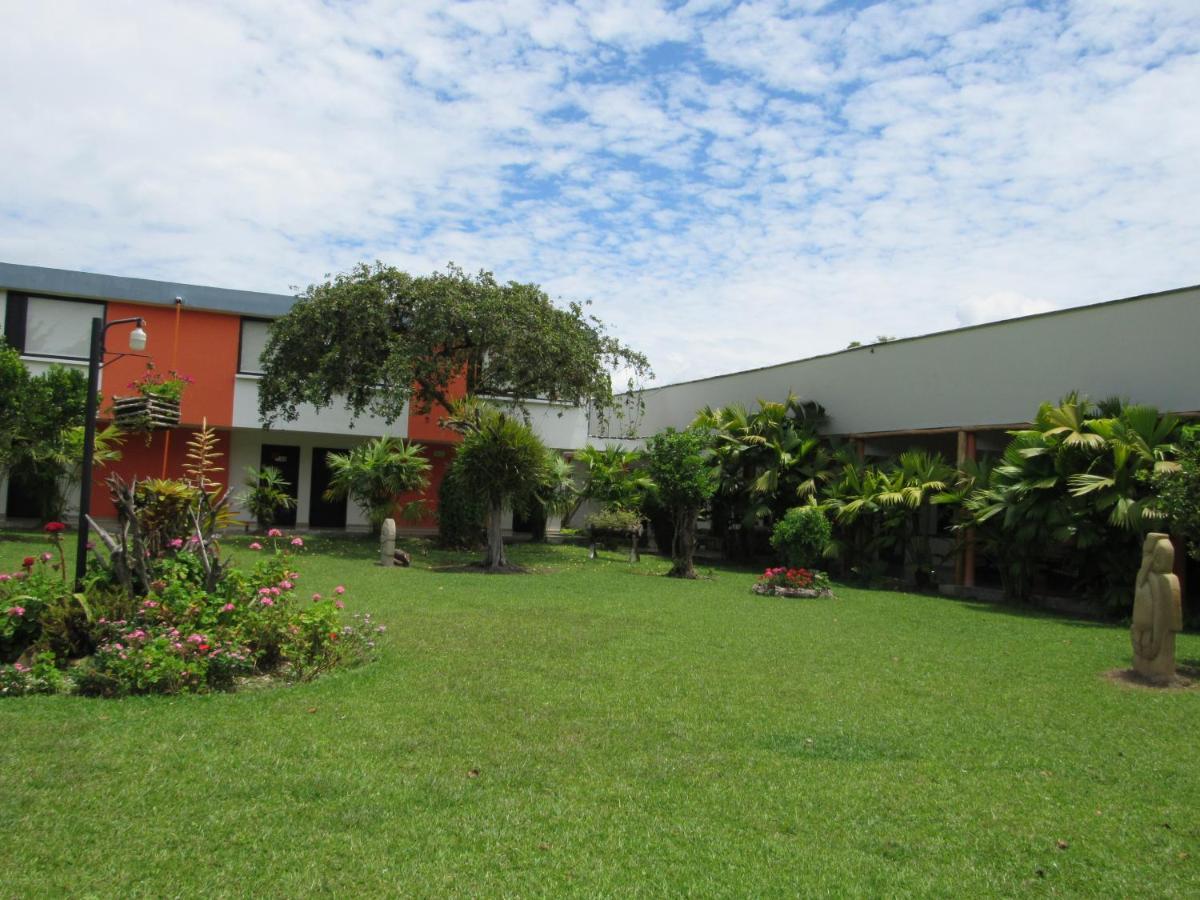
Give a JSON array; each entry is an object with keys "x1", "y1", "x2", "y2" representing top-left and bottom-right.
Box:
[
  {"x1": 955, "y1": 291, "x2": 1057, "y2": 326},
  {"x1": 0, "y1": 0, "x2": 1198, "y2": 387}
]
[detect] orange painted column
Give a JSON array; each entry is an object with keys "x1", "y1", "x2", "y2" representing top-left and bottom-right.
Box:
[
  {"x1": 101, "y1": 301, "x2": 239, "y2": 429},
  {"x1": 89, "y1": 302, "x2": 241, "y2": 517}
]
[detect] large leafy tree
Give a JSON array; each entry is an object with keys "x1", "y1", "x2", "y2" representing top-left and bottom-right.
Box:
[
  {"x1": 1, "y1": 342, "x2": 121, "y2": 521},
  {"x1": 645, "y1": 427, "x2": 717, "y2": 579},
  {"x1": 257, "y1": 263, "x2": 651, "y2": 426}
]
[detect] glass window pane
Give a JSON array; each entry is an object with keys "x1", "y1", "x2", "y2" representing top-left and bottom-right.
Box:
[
  {"x1": 240, "y1": 319, "x2": 271, "y2": 374},
  {"x1": 24, "y1": 297, "x2": 103, "y2": 359}
]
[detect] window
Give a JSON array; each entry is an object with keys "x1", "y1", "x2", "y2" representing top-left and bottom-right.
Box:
[
  {"x1": 3, "y1": 294, "x2": 105, "y2": 360},
  {"x1": 239, "y1": 318, "x2": 272, "y2": 374}
]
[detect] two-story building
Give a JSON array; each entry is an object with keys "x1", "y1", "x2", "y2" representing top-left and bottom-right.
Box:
[{"x1": 0, "y1": 262, "x2": 588, "y2": 533}]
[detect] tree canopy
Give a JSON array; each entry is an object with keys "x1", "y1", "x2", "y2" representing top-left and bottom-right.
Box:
[{"x1": 257, "y1": 263, "x2": 651, "y2": 427}]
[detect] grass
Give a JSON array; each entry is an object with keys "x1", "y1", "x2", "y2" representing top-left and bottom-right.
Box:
[{"x1": 2, "y1": 531, "x2": 1199, "y2": 896}]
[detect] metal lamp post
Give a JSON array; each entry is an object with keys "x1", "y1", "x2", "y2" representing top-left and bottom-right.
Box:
[{"x1": 74, "y1": 316, "x2": 147, "y2": 588}]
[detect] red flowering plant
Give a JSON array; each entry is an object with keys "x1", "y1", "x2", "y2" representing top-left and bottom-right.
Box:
[
  {"x1": 127, "y1": 362, "x2": 193, "y2": 403},
  {"x1": 753, "y1": 566, "x2": 834, "y2": 598}
]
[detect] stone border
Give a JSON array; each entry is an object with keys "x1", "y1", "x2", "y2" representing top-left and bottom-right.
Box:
[{"x1": 752, "y1": 584, "x2": 834, "y2": 599}]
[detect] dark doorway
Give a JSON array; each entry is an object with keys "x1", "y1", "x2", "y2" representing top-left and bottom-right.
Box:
[
  {"x1": 511, "y1": 505, "x2": 546, "y2": 540},
  {"x1": 309, "y1": 448, "x2": 348, "y2": 529},
  {"x1": 4, "y1": 461, "x2": 47, "y2": 520},
  {"x1": 260, "y1": 444, "x2": 300, "y2": 527}
]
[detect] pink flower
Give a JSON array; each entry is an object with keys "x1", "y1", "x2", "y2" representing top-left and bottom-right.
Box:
[
  {"x1": 40, "y1": 552, "x2": 53, "y2": 562},
  {"x1": 6, "y1": 606, "x2": 25, "y2": 617},
  {"x1": 186, "y1": 634, "x2": 205, "y2": 644},
  {"x1": 221, "y1": 603, "x2": 235, "y2": 612},
  {"x1": 311, "y1": 593, "x2": 322, "y2": 602},
  {"x1": 0, "y1": 574, "x2": 10, "y2": 582},
  {"x1": 279, "y1": 580, "x2": 294, "y2": 590},
  {"x1": 290, "y1": 537, "x2": 304, "y2": 548},
  {"x1": 260, "y1": 597, "x2": 275, "y2": 607},
  {"x1": 168, "y1": 538, "x2": 184, "y2": 550},
  {"x1": 249, "y1": 541, "x2": 263, "y2": 550},
  {"x1": 142, "y1": 599, "x2": 159, "y2": 608},
  {"x1": 259, "y1": 587, "x2": 272, "y2": 595},
  {"x1": 334, "y1": 585, "x2": 346, "y2": 596},
  {"x1": 267, "y1": 528, "x2": 283, "y2": 538},
  {"x1": 334, "y1": 599, "x2": 345, "y2": 609}
]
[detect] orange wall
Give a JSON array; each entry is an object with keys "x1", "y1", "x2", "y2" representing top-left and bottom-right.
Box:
[
  {"x1": 102, "y1": 302, "x2": 240, "y2": 428},
  {"x1": 89, "y1": 427, "x2": 232, "y2": 518},
  {"x1": 406, "y1": 371, "x2": 467, "y2": 444},
  {"x1": 394, "y1": 444, "x2": 454, "y2": 529}
]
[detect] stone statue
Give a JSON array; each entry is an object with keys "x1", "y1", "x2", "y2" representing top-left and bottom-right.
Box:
[
  {"x1": 379, "y1": 518, "x2": 396, "y2": 567},
  {"x1": 1131, "y1": 533, "x2": 1182, "y2": 683}
]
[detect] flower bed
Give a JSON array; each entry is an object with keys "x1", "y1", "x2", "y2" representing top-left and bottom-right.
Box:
[
  {"x1": 2, "y1": 433, "x2": 384, "y2": 697},
  {"x1": 1, "y1": 527, "x2": 382, "y2": 697},
  {"x1": 752, "y1": 566, "x2": 834, "y2": 599}
]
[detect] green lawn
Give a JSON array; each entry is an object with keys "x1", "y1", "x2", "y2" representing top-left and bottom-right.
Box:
[{"x1": 2, "y1": 532, "x2": 1198, "y2": 897}]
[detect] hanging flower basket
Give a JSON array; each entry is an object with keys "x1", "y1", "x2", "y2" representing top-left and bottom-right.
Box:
[{"x1": 111, "y1": 395, "x2": 182, "y2": 432}]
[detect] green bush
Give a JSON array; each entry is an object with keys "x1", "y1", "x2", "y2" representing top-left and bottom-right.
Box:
[
  {"x1": 437, "y1": 462, "x2": 485, "y2": 548},
  {"x1": 770, "y1": 506, "x2": 831, "y2": 568},
  {"x1": 585, "y1": 507, "x2": 643, "y2": 537}
]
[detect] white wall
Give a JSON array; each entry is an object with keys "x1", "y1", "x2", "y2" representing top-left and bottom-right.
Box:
[
  {"x1": 232, "y1": 375, "x2": 406, "y2": 437},
  {"x1": 228, "y1": 429, "x2": 379, "y2": 530},
  {"x1": 492, "y1": 399, "x2": 590, "y2": 451},
  {"x1": 599, "y1": 287, "x2": 1200, "y2": 438}
]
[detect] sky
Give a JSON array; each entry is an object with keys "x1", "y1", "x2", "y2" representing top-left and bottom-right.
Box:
[{"x1": 1, "y1": 0, "x2": 1198, "y2": 386}]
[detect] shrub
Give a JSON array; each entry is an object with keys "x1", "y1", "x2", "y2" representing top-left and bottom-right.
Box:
[
  {"x1": 5, "y1": 458, "x2": 382, "y2": 697},
  {"x1": 585, "y1": 507, "x2": 643, "y2": 537},
  {"x1": 770, "y1": 506, "x2": 831, "y2": 568},
  {"x1": 1154, "y1": 426, "x2": 1200, "y2": 561},
  {"x1": 437, "y1": 463, "x2": 485, "y2": 549},
  {"x1": 0, "y1": 652, "x2": 68, "y2": 696}
]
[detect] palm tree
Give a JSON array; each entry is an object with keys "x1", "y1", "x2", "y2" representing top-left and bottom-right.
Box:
[
  {"x1": 453, "y1": 402, "x2": 549, "y2": 571},
  {"x1": 693, "y1": 393, "x2": 831, "y2": 555},
  {"x1": 324, "y1": 437, "x2": 431, "y2": 532},
  {"x1": 241, "y1": 465, "x2": 296, "y2": 530}
]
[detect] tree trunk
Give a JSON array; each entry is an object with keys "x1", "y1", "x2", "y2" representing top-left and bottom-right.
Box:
[
  {"x1": 484, "y1": 500, "x2": 507, "y2": 571},
  {"x1": 629, "y1": 530, "x2": 640, "y2": 563},
  {"x1": 668, "y1": 508, "x2": 698, "y2": 578}
]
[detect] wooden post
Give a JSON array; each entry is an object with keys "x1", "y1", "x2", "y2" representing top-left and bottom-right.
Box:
[{"x1": 956, "y1": 430, "x2": 977, "y2": 588}]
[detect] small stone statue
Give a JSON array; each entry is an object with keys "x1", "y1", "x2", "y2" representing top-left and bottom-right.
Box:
[
  {"x1": 1131, "y1": 533, "x2": 1182, "y2": 683},
  {"x1": 379, "y1": 518, "x2": 396, "y2": 567}
]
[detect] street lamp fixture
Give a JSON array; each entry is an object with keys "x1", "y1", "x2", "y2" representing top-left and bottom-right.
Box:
[{"x1": 75, "y1": 316, "x2": 147, "y2": 588}]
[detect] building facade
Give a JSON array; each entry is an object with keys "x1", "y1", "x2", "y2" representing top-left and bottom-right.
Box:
[
  {"x1": 4, "y1": 261, "x2": 1199, "y2": 591},
  {"x1": 0, "y1": 262, "x2": 587, "y2": 533}
]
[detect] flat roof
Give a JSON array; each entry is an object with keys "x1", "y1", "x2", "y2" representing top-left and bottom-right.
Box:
[
  {"x1": 637, "y1": 281, "x2": 1200, "y2": 393},
  {"x1": 0, "y1": 261, "x2": 297, "y2": 318}
]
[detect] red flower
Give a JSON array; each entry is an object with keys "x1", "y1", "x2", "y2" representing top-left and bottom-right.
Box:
[
  {"x1": 21, "y1": 556, "x2": 36, "y2": 569},
  {"x1": 44, "y1": 521, "x2": 66, "y2": 534}
]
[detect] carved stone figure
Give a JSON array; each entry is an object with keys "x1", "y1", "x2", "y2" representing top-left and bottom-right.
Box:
[
  {"x1": 380, "y1": 518, "x2": 396, "y2": 567},
  {"x1": 1131, "y1": 533, "x2": 1182, "y2": 683}
]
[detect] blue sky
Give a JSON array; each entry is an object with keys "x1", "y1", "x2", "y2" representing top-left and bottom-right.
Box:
[{"x1": 1, "y1": 0, "x2": 1198, "y2": 385}]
